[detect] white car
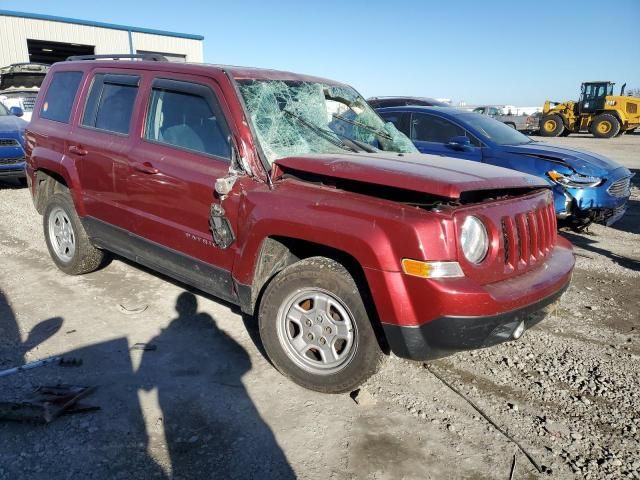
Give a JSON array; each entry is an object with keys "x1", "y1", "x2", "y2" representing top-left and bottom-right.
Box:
[{"x1": 0, "y1": 63, "x2": 50, "y2": 122}]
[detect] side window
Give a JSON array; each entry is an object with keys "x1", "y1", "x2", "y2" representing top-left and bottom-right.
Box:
[
  {"x1": 378, "y1": 112, "x2": 411, "y2": 136},
  {"x1": 465, "y1": 132, "x2": 482, "y2": 147},
  {"x1": 40, "y1": 71, "x2": 83, "y2": 123},
  {"x1": 411, "y1": 114, "x2": 465, "y2": 143},
  {"x1": 82, "y1": 74, "x2": 139, "y2": 135},
  {"x1": 488, "y1": 107, "x2": 500, "y2": 116},
  {"x1": 144, "y1": 79, "x2": 230, "y2": 159}
]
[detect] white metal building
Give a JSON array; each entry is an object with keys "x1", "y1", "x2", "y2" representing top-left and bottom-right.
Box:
[{"x1": 0, "y1": 10, "x2": 204, "y2": 66}]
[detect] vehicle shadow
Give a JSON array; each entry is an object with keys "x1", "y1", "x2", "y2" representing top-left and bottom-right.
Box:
[
  {"x1": 0, "y1": 178, "x2": 25, "y2": 190},
  {"x1": 560, "y1": 230, "x2": 640, "y2": 272},
  {"x1": 0, "y1": 289, "x2": 294, "y2": 479}
]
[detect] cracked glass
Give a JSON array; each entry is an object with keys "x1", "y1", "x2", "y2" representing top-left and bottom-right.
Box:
[{"x1": 237, "y1": 79, "x2": 417, "y2": 164}]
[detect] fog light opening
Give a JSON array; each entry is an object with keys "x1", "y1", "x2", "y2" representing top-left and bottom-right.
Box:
[{"x1": 512, "y1": 321, "x2": 525, "y2": 340}]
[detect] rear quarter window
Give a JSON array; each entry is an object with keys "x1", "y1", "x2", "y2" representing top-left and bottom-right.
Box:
[{"x1": 40, "y1": 71, "x2": 83, "y2": 123}]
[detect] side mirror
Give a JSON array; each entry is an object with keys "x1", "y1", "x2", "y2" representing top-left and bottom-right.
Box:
[
  {"x1": 9, "y1": 106, "x2": 24, "y2": 117},
  {"x1": 446, "y1": 136, "x2": 472, "y2": 151}
]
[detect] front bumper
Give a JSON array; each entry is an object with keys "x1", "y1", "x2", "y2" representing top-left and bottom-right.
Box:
[
  {"x1": 367, "y1": 240, "x2": 574, "y2": 360},
  {"x1": 0, "y1": 160, "x2": 26, "y2": 179},
  {"x1": 382, "y1": 281, "x2": 568, "y2": 360},
  {"x1": 0, "y1": 168, "x2": 26, "y2": 179}
]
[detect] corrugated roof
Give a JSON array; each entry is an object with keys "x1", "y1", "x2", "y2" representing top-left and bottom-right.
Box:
[{"x1": 0, "y1": 9, "x2": 204, "y2": 41}]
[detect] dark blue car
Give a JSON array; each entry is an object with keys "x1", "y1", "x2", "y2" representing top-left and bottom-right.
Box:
[
  {"x1": 377, "y1": 106, "x2": 633, "y2": 229},
  {"x1": 0, "y1": 102, "x2": 27, "y2": 185}
]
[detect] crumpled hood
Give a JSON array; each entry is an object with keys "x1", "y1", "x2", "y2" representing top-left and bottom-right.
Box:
[
  {"x1": 0, "y1": 115, "x2": 27, "y2": 134},
  {"x1": 275, "y1": 152, "x2": 547, "y2": 199},
  {"x1": 504, "y1": 142, "x2": 622, "y2": 177}
]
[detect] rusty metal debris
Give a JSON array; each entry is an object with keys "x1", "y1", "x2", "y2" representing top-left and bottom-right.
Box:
[
  {"x1": 0, "y1": 385, "x2": 98, "y2": 423},
  {"x1": 0, "y1": 356, "x2": 82, "y2": 378}
]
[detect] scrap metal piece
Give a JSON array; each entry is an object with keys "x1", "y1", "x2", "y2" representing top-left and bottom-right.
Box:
[
  {"x1": 0, "y1": 385, "x2": 98, "y2": 424},
  {"x1": 117, "y1": 304, "x2": 148, "y2": 315}
]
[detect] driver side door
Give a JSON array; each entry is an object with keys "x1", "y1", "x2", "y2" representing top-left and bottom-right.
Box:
[{"x1": 409, "y1": 113, "x2": 482, "y2": 161}]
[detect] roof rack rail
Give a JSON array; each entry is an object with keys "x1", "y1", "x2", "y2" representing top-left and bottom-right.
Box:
[{"x1": 66, "y1": 54, "x2": 168, "y2": 62}]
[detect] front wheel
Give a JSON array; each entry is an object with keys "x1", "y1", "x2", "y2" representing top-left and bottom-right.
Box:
[
  {"x1": 258, "y1": 257, "x2": 383, "y2": 393},
  {"x1": 540, "y1": 114, "x2": 565, "y2": 137}
]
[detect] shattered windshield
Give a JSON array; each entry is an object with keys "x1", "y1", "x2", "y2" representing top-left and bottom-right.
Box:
[{"x1": 237, "y1": 79, "x2": 417, "y2": 163}]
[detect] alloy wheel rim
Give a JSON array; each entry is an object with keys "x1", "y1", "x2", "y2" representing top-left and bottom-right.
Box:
[
  {"x1": 545, "y1": 120, "x2": 556, "y2": 131},
  {"x1": 48, "y1": 207, "x2": 76, "y2": 262},
  {"x1": 276, "y1": 288, "x2": 357, "y2": 375},
  {"x1": 598, "y1": 121, "x2": 611, "y2": 134}
]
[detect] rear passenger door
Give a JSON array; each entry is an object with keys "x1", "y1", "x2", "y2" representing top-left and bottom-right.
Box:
[
  {"x1": 72, "y1": 71, "x2": 142, "y2": 236},
  {"x1": 122, "y1": 75, "x2": 238, "y2": 298},
  {"x1": 409, "y1": 113, "x2": 482, "y2": 161}
]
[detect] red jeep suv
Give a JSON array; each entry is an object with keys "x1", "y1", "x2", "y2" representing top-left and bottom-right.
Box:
[{"x1": 25, "y1": 55, "x2": 574, "y2": 393}]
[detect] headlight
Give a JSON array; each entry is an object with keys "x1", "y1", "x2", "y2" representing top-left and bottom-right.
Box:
[
  {"x1": 547, "y1": 170, "x2": 603, "y2": 188},
  {"x1": 460, "y1": 216, "x2": 488, "y2": 264}
]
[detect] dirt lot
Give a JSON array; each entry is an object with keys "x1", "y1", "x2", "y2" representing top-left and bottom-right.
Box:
[{"x1": 0, "y1": 134, "x2": 638, "y2": 480}]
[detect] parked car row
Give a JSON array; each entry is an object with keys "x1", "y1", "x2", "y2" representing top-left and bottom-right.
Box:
[
  {"x1": 471, "y1": 105, "x2": 539, "y2": 133},
  {"x1": 8, "y1": 55, "x2": 631, "y2": 394},
  {"x1": 376, "y1": 106, "x2": 632, "y2": 230}
]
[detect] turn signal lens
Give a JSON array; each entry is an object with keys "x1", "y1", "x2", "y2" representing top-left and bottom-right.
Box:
[{"x1": 401, "y1": 259, "x2": 464, "y2": 278}]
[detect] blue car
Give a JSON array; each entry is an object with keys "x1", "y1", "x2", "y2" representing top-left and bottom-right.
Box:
[
  {"x1": 377, "y1": 106, "x2": 633, "y2": 229},
  {"x1": 0, "y1": 102, "x2": 27, "y2": 185}
]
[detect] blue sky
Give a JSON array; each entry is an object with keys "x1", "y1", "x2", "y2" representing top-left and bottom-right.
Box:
[{"x1": 2, "y1": 0, "x2": 639, "y2": 105}]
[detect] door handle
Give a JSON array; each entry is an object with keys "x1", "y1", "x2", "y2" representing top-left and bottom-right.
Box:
[
  {"x1": 132, "y1": 162, "x2": 159, "y2": 175},
  {"x1": 69, "y1": 145, "x2": 88, "y2": 156}
]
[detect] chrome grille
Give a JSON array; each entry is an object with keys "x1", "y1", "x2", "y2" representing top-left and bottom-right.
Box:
[
  {"x1": 0, "y1": 138, "x2": 19, "y2": 147},
  {"x1": 501, "y1": 201, "x2": 556, "y2": 268},
  {"x1": 0, "y1": 157, "x2": 25, "y2": 165},
  {"x1": 607, "y1": 177, "x2": 632, "y2": 198},
  {"x1": 21, "y1": 94, "x2": 37, "y2": 112}
]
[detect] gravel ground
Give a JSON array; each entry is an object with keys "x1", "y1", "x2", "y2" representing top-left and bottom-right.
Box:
[{"x1": 0, "y1": 134, "x2": 638, "y2": 479}]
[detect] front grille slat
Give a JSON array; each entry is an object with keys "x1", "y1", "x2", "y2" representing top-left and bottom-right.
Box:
[
  {"x1": 516, "y1": 213, "x2": 529, "y2": 262},
  {"x1": 607, "y1": 177, "x2": 632, "y2": 198},
  {"x1": 0, "y1": 157, "x2": 25, "y2": 165},
  {"x1": 0, "y1": 138, "x2": 20, "y2": 147},
  {"x1": 528, "y1": 212, "x2": 539, "y2": 258},
  {"x1": 500, "y1": 198, "x2": 556, "y2": 271}
]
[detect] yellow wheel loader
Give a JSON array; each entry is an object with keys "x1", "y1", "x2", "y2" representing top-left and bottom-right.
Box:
[{"x1": 540, "y1": 82, "x2": 640, "y2": 138}]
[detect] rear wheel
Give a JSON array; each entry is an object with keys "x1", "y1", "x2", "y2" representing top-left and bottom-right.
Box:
[
  {"x1": 505, "y1": 122, "x2": 516, "y2": 129},
  {"x1": 258, "y1": 257, "x2": 383, "y2": 393},
  {"x1": 590, "y1": 114, "x2": 620, "y2": 138},
  {"x1": 540, "y1": 114, "x2": 564, "y2": 137},
  {"x1": 43, "y1": 192, "x2": 105, "y2": 275}
]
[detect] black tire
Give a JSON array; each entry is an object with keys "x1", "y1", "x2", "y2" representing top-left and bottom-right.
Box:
[
  {"x1": 258, "y1": 257, "x2": 383, "y2": 393},
  {"x1": 590, "y1": 113, "x2": 620, "y2": 138},
  {"x1": 43, "y1": 192, "x2": 105, "y2": 275},
  {"x1": 540, "y1": 114, "x2": 565, "y2": 137},
  {"x1": 505, "y1": 122, "x2": 516, "y2": 129},
  {"x1": 560, "y1": 129, "x2": 571, "y2": 137}
]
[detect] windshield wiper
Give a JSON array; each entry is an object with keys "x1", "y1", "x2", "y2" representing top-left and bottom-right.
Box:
[
  {"x1": 332, "y1": 113, "x2": 393, "y2": 140},
  {"x1": 340, "y1": 136, "x2": 380, "y2": 153},
  {"x1": 283, "y1": 109, "x2": 358, "y2": 153}
]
